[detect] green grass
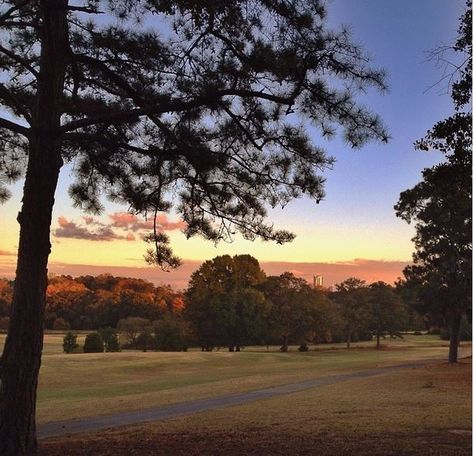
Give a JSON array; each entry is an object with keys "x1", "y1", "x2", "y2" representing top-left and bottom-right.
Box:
[{"x1": 0, "y1": 332, "x2": 468, "y2": 424}]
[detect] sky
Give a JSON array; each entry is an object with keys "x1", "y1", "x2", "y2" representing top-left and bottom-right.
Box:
[{"x1": 0, "y1": 0, "x2": 467, "y2": 289}]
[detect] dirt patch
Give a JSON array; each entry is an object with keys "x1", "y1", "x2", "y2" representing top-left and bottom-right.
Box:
[{"x1": 40, "y1": 430, "x2": 471, "y2": 456}]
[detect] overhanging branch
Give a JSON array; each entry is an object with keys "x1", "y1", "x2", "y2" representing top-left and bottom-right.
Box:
[
  {"x1": 60, "y1": 88, "x2": 292, "y2": 133},
  {"x1": 0, "y1": 117, "x2": 30, "y2": 136}
]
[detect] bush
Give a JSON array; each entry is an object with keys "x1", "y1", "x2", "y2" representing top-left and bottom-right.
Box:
[
  {"x1": 99, "y1": 327, "x2": 121, "y2": 352},
  {"x1": 413, "y1": 331, "x2": 423, "y2": 336},
  {"x1": 427, "y1": 328, "x2": 441, "y2": 335},
  {"x1": 298, "y1": 342, "x2": 309, "y2": 352},
  {"x1": 83, "y1": 332, "x2": 104, "y2": 353},
  {"x1": 63, "y1": 332, "x2": 79, "y2": 354}
]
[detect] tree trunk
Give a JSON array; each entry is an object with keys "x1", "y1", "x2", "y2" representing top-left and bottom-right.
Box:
[
  {"x1": 228, "y1": 346, "x2": 234, "y2": 352},
  {"x1": 0, "y1": 2, "x2": 68, "y2": 454},
  {"x1": 346, "y1": 330, "x2": 351, "y2": 349},
  {"x1": 448, "y1": 312, "x2": 462, "y2": 364},
  {"x1": 376, "y1": 333, "x2": 380, "y2": 349},
  {"x1": 281, "y1": 334, "x2": 289, "y2": 352}
]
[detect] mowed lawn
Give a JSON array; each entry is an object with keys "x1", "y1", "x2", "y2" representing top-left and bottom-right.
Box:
[
  {"x1": 0, "y1": 332, "x2": 470, "y2": 426},
  {"x1": 42, "y1": 358, "x2": 472, "y2": 456}
]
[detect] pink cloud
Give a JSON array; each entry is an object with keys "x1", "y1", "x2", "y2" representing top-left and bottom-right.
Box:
[
  {"x1": 0, "y1": 250, "x2": 15, "y2": 256},
  {"x1": 109, "y1": 212, "x2": 186, "y2": 232},
  {"x1": 54, "y1": 217, "x2": 134, "y2": 242}
]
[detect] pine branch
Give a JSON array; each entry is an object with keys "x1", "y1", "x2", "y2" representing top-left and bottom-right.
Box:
[
  {"x1": 0, "y1": 45, "x2": 39, "y2": 78},
  {"x1": 0, "y1": 117, "x2": 30, "y2": 136}
]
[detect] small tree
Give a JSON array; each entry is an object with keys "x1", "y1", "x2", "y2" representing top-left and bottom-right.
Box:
[
  {"x1": 83, "y1": 332, "x2": 104, "y2": 353},
  {"x1": 99, "y1": 327, "x2": 121, "y2": 352},
  {"x1": 62, "y1": 332, "x2": 78, "y2": 354},
  {"x1": 117, "y1": 317, "x2": 152, "y2": 346}
]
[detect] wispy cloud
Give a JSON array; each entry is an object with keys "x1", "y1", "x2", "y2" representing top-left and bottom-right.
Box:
[{"x1": 0, "y1": 249, "x2": 15, "y2": 256}]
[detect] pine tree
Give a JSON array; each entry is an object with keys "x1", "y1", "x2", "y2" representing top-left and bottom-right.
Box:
[
  {"x1": 395, "y1": 2, "x2": 471, "y2": 363},
  {"x1": 0, "y1": 1, "x2": 387, "y2": 453}
]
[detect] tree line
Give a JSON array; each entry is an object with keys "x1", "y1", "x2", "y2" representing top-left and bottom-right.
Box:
[{"x1": 1, "y1": 256, "x2": 426, "y2": 352}]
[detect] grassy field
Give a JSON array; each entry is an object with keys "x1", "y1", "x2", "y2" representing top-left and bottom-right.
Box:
[
  {"x1": 40, "y1": 358, "x2": 471, "y2": 455},
  {"x1": 0, "y1": 332, "x2": 470, "y2": 426},
  {"x1": 0, "y1": 332, "x2": 470, "y2": 454}
]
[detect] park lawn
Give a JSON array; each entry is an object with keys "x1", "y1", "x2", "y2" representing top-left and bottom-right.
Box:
[
  {"x1": 0, "y1": 332, "x2": 469, "y2": 425},
  {"x1": 25, "y1": 334, "x2": 469, "y2": 423},
  {"x1": 40, "y1": 358, "x2": 472, "y2": 456}
]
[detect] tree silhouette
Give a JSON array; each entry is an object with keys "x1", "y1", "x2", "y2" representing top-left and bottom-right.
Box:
[
  {"x1": 0, "y1": 1, "x2": 387, "y2": 453},
  {"x1": 395, "y1": 2, "x2": 471, "y2": 363}
]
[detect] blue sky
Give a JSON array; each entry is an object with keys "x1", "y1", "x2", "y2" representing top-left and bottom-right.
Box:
[{"x1": 0, "y1": 0, "x2": 467, "y2": 287}]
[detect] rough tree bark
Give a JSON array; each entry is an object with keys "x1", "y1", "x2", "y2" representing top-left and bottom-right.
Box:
[{"x1": 0, "y1": 1, "x2": 68, "y2": 454}]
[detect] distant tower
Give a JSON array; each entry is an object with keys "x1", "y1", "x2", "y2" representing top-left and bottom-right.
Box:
[{"x1": 313, "y1": 275, "x2": 323, "y2": 288}]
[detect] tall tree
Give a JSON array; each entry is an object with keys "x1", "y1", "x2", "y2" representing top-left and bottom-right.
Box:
[
  {"x1": 0, "y1": 1, "x2": 387, "y2": 453},
  {"x1": 395, "y1": 2, "x2": 471, "y2": 363},
  {"x1": 367, "y1": 282, "x2": 407, "y2": 349},
  {"x1": 262, "y1": 272, "x2": 320, "y2": 351},
  {"x1": 185, "y1": 255, "x2": 268, "y2": 351},
  {"x1": 333, "y1": 277, "x2": 370, "y2": 349}
]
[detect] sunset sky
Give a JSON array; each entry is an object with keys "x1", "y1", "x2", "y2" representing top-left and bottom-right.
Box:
[{"x1": 0, "y1": 0, "x2": 466, "y2": 289}]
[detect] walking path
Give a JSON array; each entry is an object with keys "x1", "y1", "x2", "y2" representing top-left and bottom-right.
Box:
[{"x1": 38, "y1": 358, "x2": 450, "y2": 439}]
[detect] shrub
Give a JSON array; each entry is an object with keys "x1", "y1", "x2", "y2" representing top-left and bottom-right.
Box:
[
  {"x1": 63, "y1": 332, "x2": 79, "y2": 354},
  {"x1": 298, "y1": 342, "x2": 309, "y2": 352},
  {"x1": 83, "y1": 332, "x2": 104, "y2": 353},
  {"x1": 99, "y1": 327, "x2": 121, "y2": 352},
  {"x1": 427, "y1": 328, "x2": 441, "y2": 335},
  {"x1": 413, "y1": 331, "x2": 423, "y2": 336}
]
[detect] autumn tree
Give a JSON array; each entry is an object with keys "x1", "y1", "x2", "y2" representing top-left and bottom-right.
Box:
[
  {"x1": 395, "y1": 2, "x2": 471, "y2": 363},
  {"x1": 0, "y1": 1, "x2": 387, "y2": 453}
]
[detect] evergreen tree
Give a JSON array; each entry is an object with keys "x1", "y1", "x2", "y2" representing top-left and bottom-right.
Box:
[
  {"x1": 62, "y1": 331, "x2": 78, "y2": 354},
  {"x1": 0, "y1": 1, "x2": 387, "y2": 452},
  {"x1": 83, "y1": 332, "x2": 105, "y2": 353},
  {"x1": 395, "y1": 2, "x2": 471, "y2": 363}
]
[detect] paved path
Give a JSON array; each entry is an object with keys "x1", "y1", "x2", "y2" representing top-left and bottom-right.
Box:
[{"x1": 38, "y1": 359, "x2": 442, "y2": 439}]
